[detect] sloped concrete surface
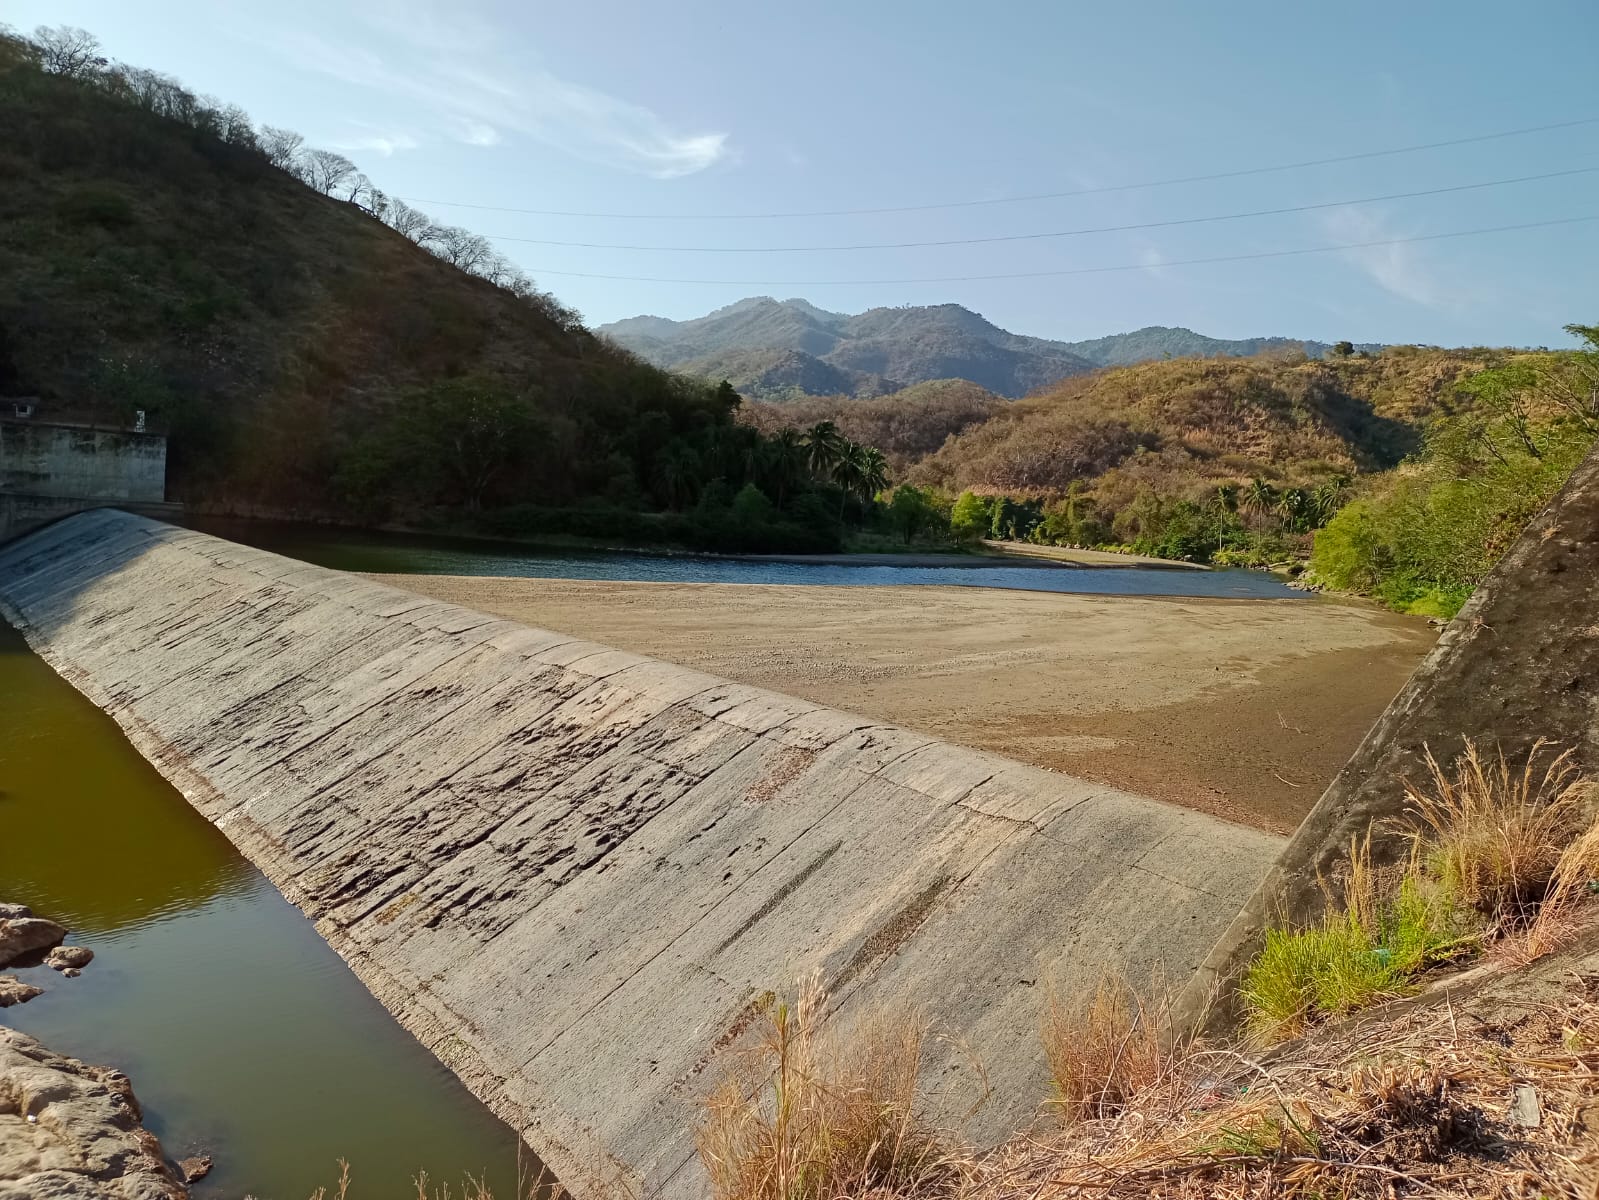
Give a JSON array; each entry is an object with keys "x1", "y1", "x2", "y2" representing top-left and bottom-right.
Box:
[{"x1": 0, "y1": 511, "x2": 1281, "y2": 1199}]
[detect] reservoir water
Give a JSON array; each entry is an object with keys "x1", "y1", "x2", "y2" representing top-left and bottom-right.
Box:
[
  {"x1": 182, "y1": 519, "x2": 1305, "y2": 600},
  {"x1": 0, "y1": 620, "x2": 528, "y2": 1200}
]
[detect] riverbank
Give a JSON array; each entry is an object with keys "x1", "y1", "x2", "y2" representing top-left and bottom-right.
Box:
[
  {"x1": 0, "y1": 1024, "x2": 188, "y2": 1199},
  {"x1": 363, "y1": 575, "x2": 1434, "y2": 834}
]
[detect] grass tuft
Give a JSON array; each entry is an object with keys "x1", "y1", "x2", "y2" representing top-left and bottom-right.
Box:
[
  {"x1": 1041, "y1": 973, "x2": 1187, "y2": 1126},
  {"x1": 1403, "y1": 739, "x2": 1592, "y2": 929},
  {"x1": 696, "y1": 973, "x2": 949, "y2": 1200}
]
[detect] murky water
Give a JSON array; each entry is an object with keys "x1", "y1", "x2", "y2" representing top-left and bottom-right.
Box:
[
  {"x1": 182, "y1": 517, "x2": 1305, "y2": 600},
  {"x1": 0, "y1": 621, "x2": 528, "y2": 1200}
]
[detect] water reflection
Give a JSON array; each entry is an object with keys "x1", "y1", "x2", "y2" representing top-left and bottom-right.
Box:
[{"x1": 0, "y1": 620, "x2": 525, "y2": 1200}]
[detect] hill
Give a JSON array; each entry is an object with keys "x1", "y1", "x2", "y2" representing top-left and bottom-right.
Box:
[
  {"x1": 0, "y1": 26, "x2": 835, "y2": 552},
  {"x1": 741, "y1": 379, "x2": 1005, "y2": 470},
  {"x1": 598, "y1": 298, "x2": 1381, "y2": 399},
  {"x1": 908, "y1": 347, "x2": 1504, "y2": 498}
]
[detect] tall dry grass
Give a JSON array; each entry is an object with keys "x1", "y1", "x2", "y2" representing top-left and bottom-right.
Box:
[
  {"x1": 1403, "y1": 739, "x2": 1592, "y2": 929},
  {"x1": 1040, "y1": 974, "x2": 1190, "y2": 1125},
  {"x1": 696, "y1": 974, "x2": 951, "y2": 1200}
]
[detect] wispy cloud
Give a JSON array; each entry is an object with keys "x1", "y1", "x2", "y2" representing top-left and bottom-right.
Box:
[
  {"x1": 268, "y1": 9, "x2": 730, "y2": 178},
  {"x1": 454, "y1": 120, "x2": 501, "y2": 148},
  {"x1": 1321, "y1": 206, "x2": 1456, "y2": 309},
  {"x1": 331, "y1": 131, "x2": 420, "y2": 156}
]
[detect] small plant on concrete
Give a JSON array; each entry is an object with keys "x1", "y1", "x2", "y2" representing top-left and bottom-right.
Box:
[
  {"x1": 1041, "y1": 973, "x2": 1187, "y2": 1125},
  {"x1": 696, "y1": 974, "x2": 949, "y2": 1200}
]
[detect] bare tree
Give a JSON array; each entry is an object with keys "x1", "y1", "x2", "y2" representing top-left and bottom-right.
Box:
[
  {"x1": 382, "y1": 199, "x2": 434, "y2": 242},
  {"x1": 32, "y1": 25, "x2": 105, "y2": 77},
  {"x1": 213, "y1": 104, "x2": 256, "y2": 148},
  {"x1": 428, "y1": 226, "x2": 496, "y2": 273},
  {"x1": 297, "y1": 148, "x2": 358, "y2": 195},
  {"x1": 257, "y1": 126, "x2": 304, "y2": 172}
]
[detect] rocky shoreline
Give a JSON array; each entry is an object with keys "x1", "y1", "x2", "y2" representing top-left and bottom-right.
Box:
[{"x1": 0, "y1": 901, "x2": 193, "y2": 1200}]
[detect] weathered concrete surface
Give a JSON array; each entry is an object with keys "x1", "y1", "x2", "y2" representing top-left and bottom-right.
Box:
[
  {"x1": 0, "y1": 420, "x2": 167, "y2": 542},
  {"x1": 0, "y1": 511, "x2": 1281, "y2": 1199},
  {"x1": 1180, "y1": 444, "x2": 1599, "y2": 1031},
  {"x1": 0, "y1": 1025, "x2": 187, "y2": 1200}
]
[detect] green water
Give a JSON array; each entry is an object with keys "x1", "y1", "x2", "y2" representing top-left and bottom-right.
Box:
[{"x1": 0, "y1": 621, "x2": 530, "y2": 1200}]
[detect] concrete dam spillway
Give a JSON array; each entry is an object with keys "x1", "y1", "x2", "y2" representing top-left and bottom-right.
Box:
[{"x1": 0, "y1": 511, "x2": 1282, "y2": 1198}]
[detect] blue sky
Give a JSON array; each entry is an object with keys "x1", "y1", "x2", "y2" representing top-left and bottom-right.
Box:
[{"x1": 13, "y1": 0, "x2": 1598, "y2": 345}]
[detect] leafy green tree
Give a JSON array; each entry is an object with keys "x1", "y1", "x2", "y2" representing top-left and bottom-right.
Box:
[
  {"x1": 761, "y1": 427, "x2": 807, "y2": 509},
  {"x1": 887, "y1": 485, "x2": 933, "y2": 544},
  {"x1": 1332, "y1": 340, "x2": 1354, "y2": 357},
  {"x1": 949, "y1": 491, "x2": 991, "y2": 541},
  {"x1": 731, "y1": 481, "x2": 777, "y2": 525}
]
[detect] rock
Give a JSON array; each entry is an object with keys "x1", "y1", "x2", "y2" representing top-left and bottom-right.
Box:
[
  {"x1": 60, "y1": 968, "x2": 81, "y2": 979},
  {"x1": 177, "y1": 1157, "x2": 212, "y2": 1183},
  {"x1": 0, "y1": 1026, "x2": 187, "y2": 1198},
  {"x1": 0, "y1": 976, "x2": 43, "y2": 1008},
  {"x1": 0, "y1": 904, "x2": 33, "y2": 922},
  {"x1": 0, "y1": 916, "x2": 67, "y2": 968},
  {"x1": 1509, "y1": 1083, "x2": 1542, "y2": 1128},
  {"x1": 45, "y1": 947, "x2": 93, "y2": 972}
]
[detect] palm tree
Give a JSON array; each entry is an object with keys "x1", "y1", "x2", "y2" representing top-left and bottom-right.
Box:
[
  {"x1": 1276, "y1": 487, "x2": 1311, "y2": 532},
  {"x1": 803, "y1": 421, "x2": 846, "y2": 479},
  {"x1": 1311, "y1": 478, "x2": 1346, "y2": 526},
  {"x1": 652, "y1": 444, "x2": 700, "y2": 511},
  {"x1": 831, "y1": 439, "x2": 867, "y2": 518},
  {"x1": 1242, "y1": 477, "x2": 1275, "y2": 516},
  {"x1": 762, "y1": 429, "x2": 807, "y2": 509},
  {"x1": 857, "y1": 446, "x2": 891, "y2": 502}
]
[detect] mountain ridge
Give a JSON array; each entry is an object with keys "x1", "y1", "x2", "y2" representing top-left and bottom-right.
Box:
[{"x1": 599, "y1": 298, "x2": 1380, "y2": 399}]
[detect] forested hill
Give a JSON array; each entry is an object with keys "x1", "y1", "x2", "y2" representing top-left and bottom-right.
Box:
[
  {"x1": 598, "y1": 297, "x2": 1381, "y2": 399},
  {"x1": 0, "y1": 27, "x2": 806, "y2": 539}
]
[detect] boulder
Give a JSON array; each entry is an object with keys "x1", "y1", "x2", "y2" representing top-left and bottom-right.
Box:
[
  {"x1": 0, "y1": 977, "x2": 42, "y2": 1008},
  {"x1": 0, "y1": 904, "x2": 33, "y2": 922},
  {"x1": 45, "y1": 947, "x2": 92, "y2": 972},
  {"x1": 0, "y1": 1026, "x2": 187, "y2": 1199},
  {"x1": 177, "y1": 1157, "x2": 211, "y2": 1184},
  {"x1": 0, "y1": 916, "x2": 67, "y2": 968}
]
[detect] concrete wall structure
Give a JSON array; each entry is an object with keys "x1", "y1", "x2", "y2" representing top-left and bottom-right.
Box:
[
  {"x1": 1179, "y1": 444, "x2": 1599, "y2": 1031},
  {"x1": 0, "y1": 511, "x2": 1281, "y2": 1199},
  {"x1": 0, "y1": 420, "x2": 166, "y2": 542}
]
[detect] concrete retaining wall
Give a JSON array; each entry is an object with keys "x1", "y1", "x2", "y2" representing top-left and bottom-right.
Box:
[
  {"x1": 1179, "y1": 444, "x2": 1599, "y2": 1030},
  {"x1": 0, "y1": 421, "x2": 167, "y2": 542},
  {"x1": 0, "y1": 511, "x2": 1281, "y2": 1198}
]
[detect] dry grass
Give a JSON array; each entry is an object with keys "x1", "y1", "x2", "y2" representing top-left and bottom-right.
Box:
[
  {"x1": 696, "y1": 973, "x2": 951, "y2": 1200},
  {"x1": 1404, "y1": 739, "x2": 1593, "y2": 930},
  {"x1": 1041, "y1": 974, "x2": 1189, "y2": 1125},
  {"x1": 950, "y1": 965, "x2": 1599, "y2": 1199}
]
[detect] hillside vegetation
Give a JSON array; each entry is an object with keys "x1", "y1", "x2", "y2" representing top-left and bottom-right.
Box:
[
  {"x1": 601, "y1": 297, "x2": 1373, "y2": 400},
  {"x1": 0, "y1": 26, "x2": 882, "y2": 554}
]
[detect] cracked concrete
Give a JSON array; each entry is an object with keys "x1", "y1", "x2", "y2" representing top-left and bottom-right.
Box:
[{"x1": 0, "y1": 511, "x2": 1281, "y2": 1200}]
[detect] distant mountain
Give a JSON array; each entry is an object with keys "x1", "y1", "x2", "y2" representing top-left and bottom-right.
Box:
[{"x1": 598, "y1": 298, "x2": 1381, "y2": 400}]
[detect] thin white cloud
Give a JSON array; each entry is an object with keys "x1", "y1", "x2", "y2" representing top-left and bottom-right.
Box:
[
  {"x1": 270, "y1": 15, "x2": 729, "y2": 178},
  {"x1": 1321, "y1": 206, "x2": 1453, "y2": 309},
  {"x1": 332, "y1": 131, "x2": 420, "y2": 156},
  {"x1": 455, "y1": 121, "x2": 502, "y2": 147}
]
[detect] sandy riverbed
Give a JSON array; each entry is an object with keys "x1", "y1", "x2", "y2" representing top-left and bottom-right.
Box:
[{"x1": 365, "y1": 575, "x2": 1435, "y2": 834}]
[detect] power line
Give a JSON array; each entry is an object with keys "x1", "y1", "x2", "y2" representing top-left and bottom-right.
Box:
[
  {"x1": 398, "y1": 116, "x2": 1599, "y2": 221},
  {"x1": 517, "y1": 215, "x2": 1597, "y2": 286},
  {"x1": 478, "y1": 167, "x2": 1596, "y2": 253}
]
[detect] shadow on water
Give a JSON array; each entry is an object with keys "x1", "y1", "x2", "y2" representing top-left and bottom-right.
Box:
[{"x1": 0, "y1": 618, "x2": 529, "y2": 1200}]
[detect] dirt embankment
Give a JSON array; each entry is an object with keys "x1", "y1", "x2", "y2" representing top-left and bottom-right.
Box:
[{"x1": 365, "y1": 576, "x2": 1434, "y2": 834}]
